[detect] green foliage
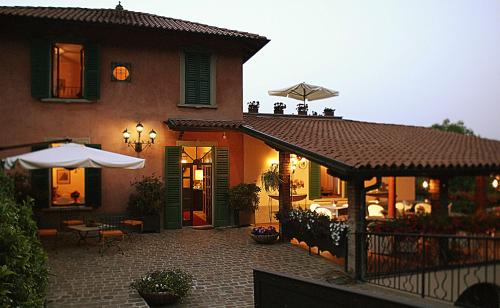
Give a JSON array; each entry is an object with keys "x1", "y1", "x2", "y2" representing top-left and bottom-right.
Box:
[
  {"x1": 228, "y1": 183, "x2": 261, "y2": 211},
  {"x1": 431, "y1": 118, "x2": 475, "y2": 136},
  {"x1": 261, "y1": 165, "x2": 281, "y2": 193},
  {"x1": 127, "y1": 175, "x2": 165, "y2": 216},
  {"x1": 0, "y1": 172, "x2": 49, "y2": 307},
  {"x1": 8, "y1": 172, "x2": 32, "y2": 204},
  {"x1": 130, "y1": 269, "x2": 193, "y2": 298}
]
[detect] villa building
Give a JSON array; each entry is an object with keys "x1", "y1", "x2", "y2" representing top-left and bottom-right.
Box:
[{"x1": 1, "y1": 5, "x2": 499, "y2": 281}]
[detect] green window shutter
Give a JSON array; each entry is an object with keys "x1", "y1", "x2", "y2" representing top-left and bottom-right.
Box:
[
  {"x1": 309, "y1": 161, "x2": 321, "y2": 200},
  {"x1": 164, "y1": 146, "x2": 182, "y2": 229},
  {"x1": 214, "y1": 147, "x2": 230, "y2": 227},
  {"x1": 30, "y1": 39, "x2": 51, "y2": 98},
  {"x1": 30, "y1": 144, "x2": 50, "y2": 208},
  {"x1": 84, "y1": 144, "x2": 102, "y2": 208},
  {"x1": 184, "y1": 52, "x2": 211, "y2": 105},
  {"x1": 83, "y1": 42, "x2": 100, "y2": 100}
]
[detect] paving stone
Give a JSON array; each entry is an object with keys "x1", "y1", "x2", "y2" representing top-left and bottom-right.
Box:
[{"x1": 46, "y1": 227, "x2": 340, "y2": 307}]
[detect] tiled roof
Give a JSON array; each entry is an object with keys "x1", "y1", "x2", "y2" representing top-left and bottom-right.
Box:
[
  {"x1": 242, "y1": 114, "x2": 500, "y2": 174},
  {"x1": 166, "y1": 118, "x2": 243, "y2": 130},
  {"x1": 0, "y1": 6, "x2": 268, "y2": 41}
]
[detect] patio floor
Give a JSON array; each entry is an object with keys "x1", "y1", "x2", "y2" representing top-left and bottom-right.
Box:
[{"x1": 45, "y1": 227, "x2": 343, "y2": 307}]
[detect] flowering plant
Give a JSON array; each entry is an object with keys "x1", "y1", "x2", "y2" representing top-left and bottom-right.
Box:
[
  {"x1": 276, "y1": 208, "x2": 349, "y2": 248},
  {"x1": 291, "y1": 179, "x2": 304, "y2": 194},
  {"x1": 130, "y1": 269, "x2": 193, "y2": 297},
  {"x1": 251, "y1": 226, "x2": 278, "y2": 235},
  {"x1": 70, "y1": 191, "x2": 80, "y2": 200}
]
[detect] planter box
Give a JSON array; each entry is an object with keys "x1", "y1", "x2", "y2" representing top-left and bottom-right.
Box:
[{"x1": 142, "y1": 214, "x2": 161, "y2": 233}]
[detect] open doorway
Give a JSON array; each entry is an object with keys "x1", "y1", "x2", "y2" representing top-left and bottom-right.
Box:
[{"x1": 181, "y1": 147, "x2": 213, "y2": 226}]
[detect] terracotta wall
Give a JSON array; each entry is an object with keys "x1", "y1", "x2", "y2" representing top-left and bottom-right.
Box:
[{"x1": 0, "y1": 23, "x2": 246, "y2": 213}]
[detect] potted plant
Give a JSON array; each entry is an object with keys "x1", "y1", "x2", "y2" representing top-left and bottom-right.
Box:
[
  {"x1": 291, "y1": 179, "x2": 304, "y2": 195},
  {"x1": 247, "y1": 101, "x2": 260, "y2": 113},
  {"x1": 261, "y1": 165, "x2": 281, "y2": 193},
  {"x1": 296, "y1": 103, "x2": 308, "y2": 115},
  {"x1": 323, "y1": 107, "x2": 335, "y2": 117},
  {"x1": 250, "y1": 226, "x2": 279, "y2": 243},
  {"x1": 228, "y1": 183, "x2": 261, "y2": 226},
  {"x1": 130, "y1": 269, "x2": 193, "y2": 306},
  {"x1": 273, "y1": 102, "x2": 286, "y2": 114},
  {"x1": 127, "y1": 175, "x2": 165, "y2": 233}
]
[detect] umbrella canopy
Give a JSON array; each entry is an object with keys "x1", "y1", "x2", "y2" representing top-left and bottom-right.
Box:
[
  {"x1": 3, "y1": 143, "x2": 145, "y2": 170},
  {"x1": 268, "y1": 82, "x2": 339, "y2": 103}
]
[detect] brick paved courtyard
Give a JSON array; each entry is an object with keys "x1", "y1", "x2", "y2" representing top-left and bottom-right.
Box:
[{"x1": 45, "y1": 227, "x2": 343, "y2": 307}]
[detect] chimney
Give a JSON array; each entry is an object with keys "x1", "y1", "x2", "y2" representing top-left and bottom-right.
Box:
[
  {"x1": 247, "y1": 101, "x2": 259, "y2": 113},
  {"x1": 273, "y1": 102, "x2": 286, "y2": 114},
  {"x1": 297, "y1": 103, "x2": 308, "y2": 116},
  {"x1": 323, "y1": 108, "x2": 335, "y2": 117}
]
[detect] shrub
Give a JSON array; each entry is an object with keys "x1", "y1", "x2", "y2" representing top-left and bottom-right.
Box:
[
  {"x1": 228, "y1": 183, "x2": 261, "y2": 211},
  {"x1": 0, "y1": 172, "x2": 49, "y2": 307},
  {"x1": 130, "y1": 269, "x2": 193, "y2": 298},
  {"x1": 127, "y1": 175, "x2": 165, "y2": 216}
]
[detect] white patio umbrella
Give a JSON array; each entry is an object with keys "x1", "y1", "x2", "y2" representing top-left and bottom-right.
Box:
[
  {"x1": 3, "y1": 143, "x2": 145, "y2": 170},
  {"x1": 268, "y1": 82, "x2": 339, "y2": 104}
]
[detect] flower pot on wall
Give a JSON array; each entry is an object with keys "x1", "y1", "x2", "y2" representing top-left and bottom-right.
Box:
[{"x1": 142, "y1": 214, "x2": 161, "y2": 233}]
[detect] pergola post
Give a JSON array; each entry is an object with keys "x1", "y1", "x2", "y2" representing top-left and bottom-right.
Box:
[
  {"x1": 278, "y1": 151, "x2": 291, "y2": 235},
  {"x1": 474, "y1": 176, "x2": 487, "y2": 215},
  {"x1": 346, "y1": 177, "x2": 366, "y2": 280},
  {"x1": 387, "y1": 177, "x2": 396, "y2": 218},
  {"x1": 431, "y1": 177, "x2": 449, "y2": 217}
]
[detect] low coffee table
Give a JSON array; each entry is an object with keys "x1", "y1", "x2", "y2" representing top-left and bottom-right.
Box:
[{"x1": 67, "y1": 224, "x2": 101, "y2": 246}]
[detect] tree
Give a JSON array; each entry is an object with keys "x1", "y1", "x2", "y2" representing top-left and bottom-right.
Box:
[{"x1": 431, "y1": 119, "x2": 475, "y2": 136}]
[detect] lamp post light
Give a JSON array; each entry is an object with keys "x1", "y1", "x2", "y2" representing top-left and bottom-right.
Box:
[{"x1": 122, "y1": 122, "x2": 157, "y2": 153}]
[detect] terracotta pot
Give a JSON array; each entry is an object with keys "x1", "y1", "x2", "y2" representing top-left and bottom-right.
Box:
[{"x1": 138, "y1": 290, "x2": 179, "y2": 306}]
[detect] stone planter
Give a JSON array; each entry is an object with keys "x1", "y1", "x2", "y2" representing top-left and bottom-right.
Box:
[
  {"x1": 138, "y1": 291, "x2": 179, "y2": 306},
  {"x1": 251, "y1": 233, "x2": 279, "y2": 244}
]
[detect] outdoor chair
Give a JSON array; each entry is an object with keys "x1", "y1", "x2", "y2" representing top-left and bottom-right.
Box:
[
  {"x1": 120, "y1": 218, "x2": 144, "y2": 242},
  {"x1": 34, "y1": 212, "x2": 59, "y2": 250},
  {"x1": 97, "y1": 215, "x2": 126, "y2": 255},
  {"x1": 59, "y1": 210, "x2": 84, "y2": 229}
]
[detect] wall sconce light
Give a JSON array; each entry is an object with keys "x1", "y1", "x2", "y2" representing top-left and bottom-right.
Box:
[
  {"x1": 290, "y1": 154, "x2": 307, "y2": 170},
  {"x1": 122, "y1": 122, "x2": 157, "y2": 152},
  {"x1": 493, "y1": 177, "x2": 499, "y2": 190}
]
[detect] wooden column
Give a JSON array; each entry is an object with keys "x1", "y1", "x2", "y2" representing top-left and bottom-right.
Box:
[
  {"x1": 346, "y1": 177, "x2": 366, "y2": 280},
  {"x1": 431, "y1": 177, "x2": 449, "y2": 217},
  {"x1": 278, "y1": 151, "x2": 291, "y2": 235},
  {"x1": 474, "y1": 176, "x2": 487, "y2": 215},
  {"x1": 387, "y1": 177, "x2": 396, "y2": 218}
]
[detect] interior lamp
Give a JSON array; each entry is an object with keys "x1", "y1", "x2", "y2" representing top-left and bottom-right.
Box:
[
  {"x1": 195, "y1": 169, "x2": 204, "y2": 181},
  {"x1": 422, "y1": 180, "x2": 429, "y2": 190}
]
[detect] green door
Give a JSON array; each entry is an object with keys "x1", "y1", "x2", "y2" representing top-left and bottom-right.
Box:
[
  {"x1": 213, "y1": 147, "x2": 230, "y2": 227},
  {"x1": 164, "y1": 146, "x2": 182, "y2": 229}
]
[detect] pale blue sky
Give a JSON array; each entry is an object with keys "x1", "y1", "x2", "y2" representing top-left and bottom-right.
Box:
[{"x1": 4, "y1": 0, "x2": 500, "y2": 139}]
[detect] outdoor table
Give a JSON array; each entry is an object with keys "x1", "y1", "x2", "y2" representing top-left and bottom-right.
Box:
[{"x1": 67, "y1": 224, "x2": 103, "y2": 246}]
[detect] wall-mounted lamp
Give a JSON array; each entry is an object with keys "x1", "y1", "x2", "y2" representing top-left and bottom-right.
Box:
[
  {"x1": 493, "y1": 177, "x2": 499, "y2": 190},
  {"x1": 290, "y1": 154, "x2": 307, "y2": 170},
  {"x1": 122, "y1": 122, "x2": 157, "y2": 152}
]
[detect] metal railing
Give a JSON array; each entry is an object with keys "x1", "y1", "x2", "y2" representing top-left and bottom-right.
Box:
[{"x1": 364, "y1": 232, "x2": 499, "y2": 303}]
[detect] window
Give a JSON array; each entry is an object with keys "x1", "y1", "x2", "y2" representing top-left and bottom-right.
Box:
[
  {"x1": 320, "y1": 166, "x2": 344, "y2": 197},
  {"x1": 111, "y1": 62, "x2": 131, "y2": 81},
  {"x1": 180, "y1": 51, "x2": 215, "y2": 106},
  {"x1": 52, "y1": 43, "x2": 84, "y2": 98},
  {"x1": 31, "y1": 40, "x2": 100, "y2": 100}
]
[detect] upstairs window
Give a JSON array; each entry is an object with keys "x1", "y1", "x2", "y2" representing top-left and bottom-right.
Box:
[
  {"x1": 52, "y1": 43, "x2": 84, "y2": 98},
  {"x1": 31, "y1": 40, "x2": 100, "y2": 100},
  {"x1": 181, "y1": 51, "x2": 215, "y2": 106}
]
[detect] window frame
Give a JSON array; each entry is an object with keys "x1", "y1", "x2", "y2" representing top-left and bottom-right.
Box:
[
  {"x1": 50, "y1": 42, "x2": 85, "y2": 99},
  {"x1": 178, "y1": 50, "x2": 217, "y2": 108}
]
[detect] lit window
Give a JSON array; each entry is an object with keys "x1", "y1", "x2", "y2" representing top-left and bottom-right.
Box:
[
  {"x1": 50, "y1": 144, "x2": 85, "y2": 206},
  {"x1": 320, "y1": 166, "x2": 343, "y2": 197},
  {"x1": 52, "y1": 43, "x2": 84, "y2": 98},
  {"x1": 111, "y1": 63, "x2": 131, "y2": 82}
]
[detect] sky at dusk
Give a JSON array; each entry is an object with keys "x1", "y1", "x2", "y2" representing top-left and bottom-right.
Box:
[{"x1": 4, "y1": 0, "x2": 499, "y2": 139}]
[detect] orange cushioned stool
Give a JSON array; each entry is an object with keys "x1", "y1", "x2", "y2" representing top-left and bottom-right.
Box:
[
  {"x1": 99, "y1": 229, "x2": 125, "y2": 255},
  {"x1": 63, "y1": 219, "x2": 84, "y2": 226},
  {"x1": 121, "y1": 219, "x2": 144, "y2": 233}
]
